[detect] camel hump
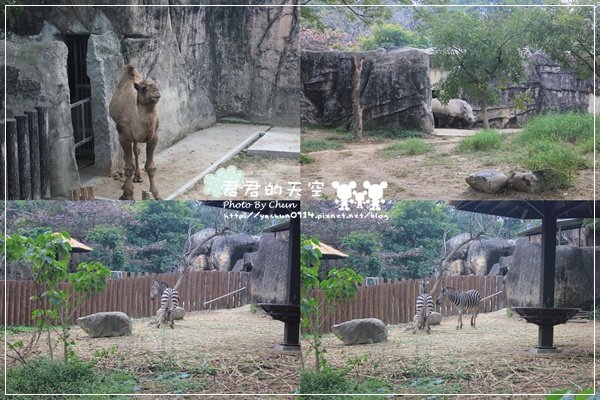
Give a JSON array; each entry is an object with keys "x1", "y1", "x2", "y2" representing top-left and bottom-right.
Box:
[{"x1": 124, "y1": 65, "x2": 137, "y2": 75}]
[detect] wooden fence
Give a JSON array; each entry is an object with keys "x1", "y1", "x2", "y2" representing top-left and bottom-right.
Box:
[
  {"x1": 0, "y1": 270, "x2": 251, "y2": 326},
  {"x1": 3, "y1": 107, "x2": 51, "y2": 200},
  {"x1": 310, "y1": 275, "x2": 506, "y2": 334}
]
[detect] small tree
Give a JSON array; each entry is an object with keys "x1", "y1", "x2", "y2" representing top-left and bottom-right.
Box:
[
  {"x1": 301, "y1": 237, "x2": 363, "y2": 371},
  {"x1": 359, "y1": 23, "x2": 427, "y2": 50},
  {"x1": 5, "y1": 231, "x2": 111, "y2": 362},
  {"x1": 418, "y1": 7, "x2": 529, "y2": 128}
]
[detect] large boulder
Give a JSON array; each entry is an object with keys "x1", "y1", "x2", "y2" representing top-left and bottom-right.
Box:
[
  {"x1": 172, "y1": 306, "x2": 185, "y2": 320},
  {"x1": 429, "y1": 312, "x2": 442, "y2": 325},
  {"x1": 509, "y1": 171, "x2": 544, "y2": 193},
  {"x1": 208, "y1": 233, "x2": 259, "y2": 271},
  {"x1": 441, "y1": 232, "x2": 472, "y2": 261},
  {"x1": 77, "y1": 311, "x2": 132, "y2": 338},
  {"x1": 331, "y1": 318, "x2": 388, "y2": 345},
  {"x1": 302, "y1": 48, "x2": 434, "y2": 133},
  {"x1": 251, "y1": 232, "x2": 289, "y2": 304},
  {"x1": 466, "y1": 170, "x2": 508, "y2": 194},
  {"x1": 466, "y1": 238, "x2": 515, "y2": 275},
  {"x1": 505, "y1": 240, "x2": 599, "y2": 309}
]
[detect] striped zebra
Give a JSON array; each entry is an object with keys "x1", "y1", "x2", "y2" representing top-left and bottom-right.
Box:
[
  {"x1": 413, "y1": 292, "x2": 435, "y2": 334},
  {"x1": 436, "y1": 287, "x2": 481, "y2": 330},
  {"x1": 150, "y1": 280, "x2": 179, "y2": 329}
]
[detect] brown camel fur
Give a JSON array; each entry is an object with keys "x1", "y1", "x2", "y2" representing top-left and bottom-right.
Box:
[{"x1": 109, "y1": 65, "x2": 161, "y2": 200}]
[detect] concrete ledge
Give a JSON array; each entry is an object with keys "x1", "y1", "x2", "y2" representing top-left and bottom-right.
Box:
[{"x1": 246, "y1": 131, "x2": 300, "y2": 159}]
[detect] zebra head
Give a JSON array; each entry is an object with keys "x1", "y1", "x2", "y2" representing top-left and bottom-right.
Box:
[
  {"x1": 436, "y1": 287, "x2": 448, "y2": 305},
  {"x1": 150, "y1": 280, "x2": 167, "y2": 300}
]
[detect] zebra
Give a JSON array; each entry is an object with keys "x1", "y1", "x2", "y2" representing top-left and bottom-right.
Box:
[
  {"x1": 436, "y1": 287, "x2": 482, "y2": 330},
  {"x1": 150, "y1": 280, "x2": 179, "y2": 329},
  {"x1": 413, "y1": 292, "x2": 435, "y2": 334}
]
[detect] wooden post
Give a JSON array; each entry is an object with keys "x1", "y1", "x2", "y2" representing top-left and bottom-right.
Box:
[
  {"x1": 25, "y1": 110, "x2": 41, "y2": 200},
  {"x1": 16, "y1": 115, "x2": 31, "y2": 200},
  {"x1": 351, "y1": 55, "x2": 364, "y2": 139},
  {"x1": 6, "y1": 118, "x2": 19, "y2": 200},
  {"x1": 36, "y1": 107, "x2": 50, "y2": 199}
]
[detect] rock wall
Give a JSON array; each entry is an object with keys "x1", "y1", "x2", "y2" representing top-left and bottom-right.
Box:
[
  {"x1": 504, "y1": 240, "x2": 599, "y2": 309},
  {"x1": 251, "y1": 232, "x2": 289, "y2": 304},
  {"x1": 464, "y1": 52, "x2": 592, "y2": 128},
  {"x1": 302, "y1": 48, "x2": 434, "y2": 133},
  {"x1": 5, "y1": 2, "x2": 299, "y2": 195}
]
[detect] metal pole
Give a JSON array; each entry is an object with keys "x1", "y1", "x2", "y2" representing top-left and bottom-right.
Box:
[
  {"x1": 284, "y1": 209, "x2": 301, "y2": 348},
  {"x1": 538, "y1": 214, "x2": 557, "y2": 349}
]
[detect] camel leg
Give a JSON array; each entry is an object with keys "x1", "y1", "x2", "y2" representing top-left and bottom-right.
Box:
[
  {"x1": 133, "y1": 142, "x2": 143, "y2": 183},
  {"x1": 145, "y1": 134, "x2": 161, "y2": 200},
  {"x1": 119, "y1": 138, "x2": 135, "y2": 200}
]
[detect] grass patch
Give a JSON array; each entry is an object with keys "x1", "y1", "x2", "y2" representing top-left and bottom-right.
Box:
[
  {"x1": 378, "y1": 138, "x2": 433, "y2": 157},
  {"x1": 300, "y1": 154, "x2": 315, "y2": 164},
  {"x1": 300, "y1": 367, "x2": 390, "y2": 399},
  {"x1": 302, "y1": 139, "x2": 344, "y2": 153},
  {"x1": 516, "y1": 112, "x2": 593, "y2": 145},
  {"x1": 457, "y1": 129, "x2": 503, "y2": 152},
  {"x1": 6, "y1": 357, "x2": 136, "y2": 398},
  {"x1": 520, "y1": 139, "x2": 587, "y2": 189}
]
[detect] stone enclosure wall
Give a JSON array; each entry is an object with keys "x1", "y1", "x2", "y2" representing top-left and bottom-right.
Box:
[
  {"x1": 302, "y1": 48, "x2": 593, "y2": 132},
  {"x1": 5, "y1": 2, "x2": 299, "y2": 197}
]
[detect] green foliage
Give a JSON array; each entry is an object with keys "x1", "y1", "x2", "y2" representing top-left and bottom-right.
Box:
[
  {"x1": 545, "y1": 387, "x2": 596, "y2": 400},
  {"x1": 379, "y1": 138, "x2": 433, "y2": 157},
  {"x1": 526, "y1": 5, "x2": 596, "y2": 79},
  {"x1": 300, "y1": 366, "x2": 390, "y2": 398},
  {"x1": 87, "y1": 226, "x2": 127, "y2": 270},
  {"x1": 359, "y1": 23, "x2": 427, "y2": 50},
  {"x1": 5, "y1": 231, "x2": 111, "y2": 361},
  {"x1": 587, "y1": 305, "x2": 600, "y2": 321},
  {"x1": 521, "y1": 140, "x2": 585, "y2": 189},
  {"x1": 341, "y1": 232, "x2": 382, "y2": 277},
  {"x1": 6, "y1": 356, "x2": 135, "y2": 397},
  {"x1": 385, "y1": 201, "x2": 452, "y2": 279},
  {"x1": 302, "y1": 139, "x2": 344, "y2": 153},
  {"x1": 301, "y1": 237, "x2": 363, "y2": 371},
  {"x1": 457, "y1": 130, "x2": 503, "y2": 152},
  {"x1": 417, "y1": 7, "x2": 529, "y2": 127}
]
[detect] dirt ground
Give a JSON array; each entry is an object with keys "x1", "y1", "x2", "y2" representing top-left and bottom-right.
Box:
[
  {"x1": 301, "y1": 128, "x2": 594, "y2": 200},
  {"x1": 303, "y1": 309, "x2": 596, "y2": 397},
  {"x1": 4, "y1": 306, "x2": 300, "y2": 397}
]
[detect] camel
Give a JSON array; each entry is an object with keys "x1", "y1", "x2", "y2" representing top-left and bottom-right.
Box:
[{"x1": 109, "y1": 65, "x2": 161, "y2": 200}]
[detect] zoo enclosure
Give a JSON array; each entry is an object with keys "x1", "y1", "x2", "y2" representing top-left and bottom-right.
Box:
[
  {"x1": 311, "y1": 275, "x2": 506, "y2": 334},
  {"x1": 1, "y1": 270, "x2": 251, "y2": 326}
]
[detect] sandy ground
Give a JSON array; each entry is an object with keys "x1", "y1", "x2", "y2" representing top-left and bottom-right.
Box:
[
  {"x1": 4, "y1": 306, "x2": 300, "y2": 397},
  {"x1": 82, "y1": 123, "x2": 300, "y2": 200},
  {"x1": 303, "y1": 309, "x2": 596, "y2": 397},
  {"x1": 301, "y1": 128, "x2": 594, "y2": 200}
]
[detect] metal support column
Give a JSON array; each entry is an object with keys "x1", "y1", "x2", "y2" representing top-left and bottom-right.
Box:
[{"x1": 538, "y1": 215, "x2": 557, "y2": 349}]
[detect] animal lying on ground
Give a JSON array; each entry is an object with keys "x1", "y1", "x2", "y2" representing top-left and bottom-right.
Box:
[{"x1": 431, "y1": 98, "x2": 476, "y2": 129}]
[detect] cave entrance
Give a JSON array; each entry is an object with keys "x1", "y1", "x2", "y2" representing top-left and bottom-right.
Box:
[{"x1": 65, "y1": 35, "x2": 95, "y2": 170}]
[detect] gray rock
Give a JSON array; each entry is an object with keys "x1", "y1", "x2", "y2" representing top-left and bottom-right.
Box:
[
  {"x1": 466, "y1": 238, "x2": 515, "y2": 275},
  {"x1": 209, "y1": 234, "x2": 259, "y2": 272},
  {"x1": 440, "y1": 232, "x2": 472, "y2": 261},
  {"x1": 429, "y1": 312, "x2": 442, "y2": 325},
  {"x1": 87, "y1": 31, "x2": 124, "y2": 175},
  {"x1": 77, "y1": 311, "x2": 132, "y2": 338},
  {"x1": 505, "y1": 240, "x2": 599, "y2": 309},
  {"x1": 172, "y1": 306, "x2": 185, "y2": 320},
  {"x1": 488, "y1": 263, "x2": 501, "y2": 276},
  {"x1": 302, "y1": 48, "x2": 433, "y2": 133},
  {"x1": 232, "y1": 259, "x2": 244, "y2": 272},
  {"x1": 432, "y1": 98, "x2": 476, "y2": 129},
  {"x1": 509, "y1": 171, "x2": 545, "y2": 193},
  {"x1": 251, "y1": 233, "x2": 289, "y2": 304},
  {"x1": 331, "y1": 318, "x2": 388, "y2": 345},
  {"x1": 466, "y1": 170, "x2": 508, "y2": 194},
  {"x1": 5, "y1": 41, "x2": 80, "y2": 198}
]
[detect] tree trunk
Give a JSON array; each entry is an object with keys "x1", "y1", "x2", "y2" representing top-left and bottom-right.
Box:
[
  {"x1": 351, "y1": 56, "x2": 364, "y2": 140},
  {"x1": 479, "y1": 99, "x2": 490, "y2": 129}
]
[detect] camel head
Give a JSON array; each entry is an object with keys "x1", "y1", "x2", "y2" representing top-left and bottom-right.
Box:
[{"x1": 134, "y1": 79, "x2": 161, "y2": 105}]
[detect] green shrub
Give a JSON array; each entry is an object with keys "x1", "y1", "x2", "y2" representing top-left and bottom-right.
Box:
[
  {"x1": 359, "y1": 23, "x2": 428, "y2": 50},
  {"x1": 6, "y1": 357, "x2": 135, "y2": 397},
  {"x1": 302, "y1": 139, "x2": 344, "y2": 153},
  {"x1": 517, "y1": 112, "x2": 593, "y2": 145},
  {"x1": 300, "y1": 154, "x2": 316, "y2": 164},
  {"x1": 522, "y1": 140, "x2": 586, "y2": 189},
  {"x1": 458, "y1": 130, "x2": 503, "y2": 152},
  {"x1": 379, "y1": 138, "x2": 433, "y2": 157},
  {"x1": 300, "y1": 367, "x2": 390, "y2": 399}
]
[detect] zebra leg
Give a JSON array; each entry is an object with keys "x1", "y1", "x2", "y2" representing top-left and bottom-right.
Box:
[
  {"x1": 156, "y1": 309, "x2": 163, "y2": 328},
  {"x1": 457, "y1": 310, "x2": 463, "y2": 330},
  {"x1": 472, "y1": 307, "x2": 479, "y2": 328},
  {"x1": 426, "y1": 317, "x2": 431, "y2": 334},
  {"x1": 170, "y1": 310, "x2": 174, "y2": 329},
  {"x1": 413, "y1": 314, "x2": 419, "y2": 334}
]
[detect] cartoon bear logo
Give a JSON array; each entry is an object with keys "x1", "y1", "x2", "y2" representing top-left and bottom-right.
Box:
[
  {"x1": 332, "y1": 181, "x2": 357, "y2": 211},
  {"x1": 363, "y1": 181, "x2": 388, "y2": 211}
]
